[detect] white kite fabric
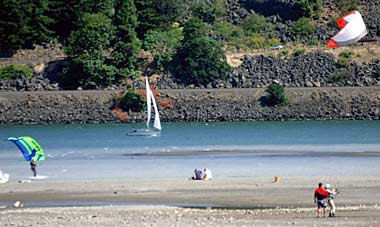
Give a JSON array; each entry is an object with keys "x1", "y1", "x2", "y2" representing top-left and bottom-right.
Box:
[{"x1": 327, "y1": 11, "x2": 367, "y2": 48}]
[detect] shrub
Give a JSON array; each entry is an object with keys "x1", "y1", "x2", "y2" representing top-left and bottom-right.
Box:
[
  {"x1": 292, "y1": 17, "x2": 316, "y2": 36},
  {"x1": 264, "y1": 83, "x2": 289, "y2": 106},
  {"x1": 242, "y1": 13, "x2": 274, "y2": 34},
  {"x1": 329, "y1": 69, "x2": 351, "y2": 82},
  {"x1": 0, "y1": 64, "x2": 33, "y2": 80},
  {"x1": 118, "y1": 89, "x2": 146, "y2": 112},
  {"x1": 339, "y1": 50, "x2": 354, "y2": 59},
  {"x1": 293, "y1": 48, "x2": 305, "y2": 56},
  {"x1": 336, "y1": 58, "x2": 350, "y2": 68},
  {"x1": 296, "y1": 0, "x2": 323, "y2": 18},
  {"x1": 278, "y1": 50, "x2": 289, "y2": 56}
]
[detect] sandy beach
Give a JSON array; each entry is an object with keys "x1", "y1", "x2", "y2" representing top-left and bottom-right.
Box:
[{"x1": 1, "y1": 176, "x2": 380, "y2": 226}]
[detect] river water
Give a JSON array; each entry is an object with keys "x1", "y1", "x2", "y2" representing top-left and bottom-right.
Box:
[{"x1": 1, "y1": 121, "x2": 380, "y2": 181}]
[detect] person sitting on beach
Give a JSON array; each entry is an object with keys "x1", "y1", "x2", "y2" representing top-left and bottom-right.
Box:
[
  {"x1": 325, "y1": 183, "x2": 339, "y2": 217},
  {"x1": 314, "y1": 182, "x2": 329, "y2": 218},
  {"x1": 190, "y1": 169, "x2": 202, "y2": 180},
  {"x1": 201, "y1": 168, "x2": 212, "y2": 180}
]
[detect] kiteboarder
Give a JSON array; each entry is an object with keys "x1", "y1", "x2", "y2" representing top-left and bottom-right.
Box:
[
  {"x1": 30, "y1": 160, "x2": 37, "y2": 177},
  {"x1": 314, "y1": 182, "x2": 329, "y2": 218}
]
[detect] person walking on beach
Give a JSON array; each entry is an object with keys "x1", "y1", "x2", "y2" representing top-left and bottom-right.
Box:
[
  {"x1": 314, "y1": 182, "x2": 329, "y2": 218},
  {"x1": 325, "y1": 183, "x2": 339, "y2": 217},
  {"x1": 30, "y1": 160, "x2": 37, "y2": 177}
]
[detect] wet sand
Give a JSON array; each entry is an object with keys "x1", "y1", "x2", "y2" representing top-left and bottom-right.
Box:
[{"x1": 1, "y1": 176, "x2": 380, "y2": 226}]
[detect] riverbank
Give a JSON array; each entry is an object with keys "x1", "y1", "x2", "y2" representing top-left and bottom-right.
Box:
[
  {"x1": 0, "y1": 87, "x2": 379, "y2": 124},
  {"x1": 1, "y1": 176, "x2": 380, "y2": 226}
]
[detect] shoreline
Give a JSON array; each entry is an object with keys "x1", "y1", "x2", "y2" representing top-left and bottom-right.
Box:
[
  {"x1": 1, "y1": 87, "x2": 380, "y2": 124},
  {"x1": 1, "y1": 176, "x2": 380, "y2": 226}
]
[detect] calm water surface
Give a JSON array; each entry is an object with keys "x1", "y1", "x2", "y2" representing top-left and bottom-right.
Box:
[{"x1": 1, "y1": 121, "x2": 380, "y2": 181}]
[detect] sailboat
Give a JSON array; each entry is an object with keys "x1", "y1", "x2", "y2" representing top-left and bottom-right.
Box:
[{"x1": 127, "y1": 77, "x2": 162, "y2": 136}]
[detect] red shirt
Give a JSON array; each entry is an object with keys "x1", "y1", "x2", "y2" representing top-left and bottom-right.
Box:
[{"x1": 314, "y1": 187, "x2": 329, "y2": 200}]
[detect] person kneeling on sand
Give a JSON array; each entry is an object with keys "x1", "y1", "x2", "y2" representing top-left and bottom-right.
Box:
[
  {"x1": 201, "y1": 168, "x2": 212, "y2": 180},
  {"x1": 325, "y1": 183, "x2": 339, "y2": 217},
  {"x1": 190, "y1": 169, "x2": 202, "y2": 180},
  {"x1": 314, "y1": 182, "x2": 329, "y2": 218}
]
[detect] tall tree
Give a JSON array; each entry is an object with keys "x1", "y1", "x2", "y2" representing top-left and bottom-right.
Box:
[
  {"x1": 47, "y1": 0, "x2": 81, "y2": 41},
  {"x1": 65, "y1": 13, "x2": 116, "y2": 88},
  {"x1": 175, "y1": 17, "x2": 230, "y2": 86},
  {"x1": 0, "y1": 0, "x2": 53, "y2": 52},
  {"x1": 134, "y1": 0, "x2": 163, "y2": 39},
  {"x1": 112, "y1": 0, "x2": 141, "y2": 71}
]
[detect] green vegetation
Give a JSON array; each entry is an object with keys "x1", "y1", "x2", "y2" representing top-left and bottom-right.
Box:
[
  {"x1": 293, "y1": 48, "x2": 306, "y2": 56},
  {"x1": 263, "y1": 84, "x2": 289, "y2": 106},
  {"x1": 336, "y1": 50, "x2": 354, "y2": 68},
  {"x1": 65, "y1": 13, "x2": 116, "y2": 88},
  {"x1": 175, "y1": 18, "x2": 230, "y2": 86},
  {"x1": 296, "y1": 0, "x2": 323, "y2": 18},
  {"x1": 329, "y1": 69, "x2": 351, "y2": 82},
  {"x1": 0, "y1": 64, "x2": 33, "y2": 80},
  {"x1": 278, "y1": 50, "x2": 289, "y2": 56},
  {"x1": 144, "y1": 23, "x2": 183, "y2": 69},
  {"x1": 118, "y1": 89, "x2": 146, "y2": 112},
  {"x1": 213, "y1": 14, "x2": 279, "y2": 51},
  {"x1": 0, "y1": 0, "x2": 53, "y2": 51},
  {"x1": 292, "y1": 17, "x2": 316, "y2": 36}
]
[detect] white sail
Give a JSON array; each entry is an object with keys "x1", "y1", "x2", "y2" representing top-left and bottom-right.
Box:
[
  {"x1": 145, "y1": 77, "x2": 151, "y2": 129},
  {"x1": 127, "y1": 77, "x2": 161, "y2": 136},
  {"x1": 149, "y1": 89, "x2": 161, "y2": 131}
]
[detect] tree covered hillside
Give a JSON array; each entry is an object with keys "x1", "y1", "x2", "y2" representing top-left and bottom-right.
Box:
[{"x1": 0, "y1": 0, "x2": 379, "y2": 90}]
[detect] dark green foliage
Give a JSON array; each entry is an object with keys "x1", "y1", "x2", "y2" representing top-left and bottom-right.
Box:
[
  {"x1": 0, "y1": 64, "x2": 33, "y2": 80},
  {"x1": 293, "y1": 48, "x2": 305, "y2": 56},
  {"x1": 80, "y1": 0, "x2": 115, "y2": 17},
  {"x1": 175, "y1": 18, "x2": 230, "y2": 86},
  {"x1": 242, "y1": 13, "x2": 275, "y2": 34},
  {"x1": 296, "y1": 0, "x2": 323, "y2": 18},
  {"x1": 191, "y1": 1, "x2": 216, "y2": 24},
  {"x1": 65, "y1": 13, "x2": 116, "y2": 88},
  {"x1": 339, "y1": 50, "x2": 354, "y2": 59},
  {"x1": 212, "y1": 0, "x2": 227, "y2": 18},
  {"x1": 264, "y1": 84, "x2": 289, "y2": 106},
  {"x1": 143, "y1": 23, "x2": 183, "y2": 69},
  {"x1": 134, "y1": 0, "x2": 164, "y2": 39},
  {"x1": 66, "y1": 13, "x2": 114, "y2": 59},
  {"x1": 0, "y1": 0, "x2": 53, "y2": 51},
  {"x1": 292, "y1": 17, "x2": 316, "y2": 36},
  {"x1": 119, "y1": 89, "x2": 146, "y2": 112},
  {"x1": 47, "y1": 0, "x2": 81, "y2": 41},
  {"x1": 336, "y1": 50, "x2": 353, "y2": 68},
  {"x1": 278, "y1": 50, "x2": 289, "y2": 56},
  {"x1": 155, "y1": 0, "x2": 185, "y2": 24},
  {"x1": 112, "y1": 0, "x2": 141, "y2": 70},
  {"x1": 182, "y1": 17, "x2": 210, "y2": 42}
]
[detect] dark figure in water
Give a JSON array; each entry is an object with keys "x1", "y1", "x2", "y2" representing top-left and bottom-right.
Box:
[{"x1": 30, "y1": 160, "x2": 37, "y2": 177}]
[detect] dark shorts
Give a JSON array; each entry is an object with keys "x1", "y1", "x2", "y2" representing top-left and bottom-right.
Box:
[{"x1": 317, "y1": 199, "x2": 327, "y2": 208}]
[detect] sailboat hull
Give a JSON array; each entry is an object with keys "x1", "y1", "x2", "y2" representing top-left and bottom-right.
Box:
[{"x1": 127, "y1": 129, "x2": 160, "y2": 137}]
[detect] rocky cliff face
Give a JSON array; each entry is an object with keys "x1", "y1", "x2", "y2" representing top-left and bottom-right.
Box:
[{"x1": 1, "y1": 88, "x2": 379, "y2": 125}]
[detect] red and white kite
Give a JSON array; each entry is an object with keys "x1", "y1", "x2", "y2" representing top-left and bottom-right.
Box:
[{"x1": 327, "y1": 11, "x2": 367, "y2": 48}]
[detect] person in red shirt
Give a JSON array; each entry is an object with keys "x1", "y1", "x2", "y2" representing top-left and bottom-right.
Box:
[{"x1": 314, "y1": 182, "x2": 329, "y2": 218}]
